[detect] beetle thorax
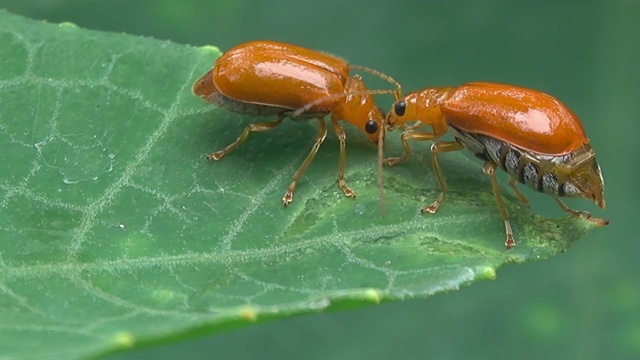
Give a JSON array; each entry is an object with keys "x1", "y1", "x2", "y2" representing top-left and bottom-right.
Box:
[{"x1": 332, "y1": 76, "x2": 383, "y2": 143}]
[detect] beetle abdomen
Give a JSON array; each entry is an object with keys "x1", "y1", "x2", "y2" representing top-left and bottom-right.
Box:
[
  {"x1": 192, "y1": 68, "x2": 288, "y2": 116},
  {"x1": 450, "y1": 125, "x2": 602, "y2": 200},
  {"x1": 208, "y1": 85, "x2": 292, "y2": 117},
  {"x1": 193, "y1": 68, "x2": 330, "y2": 119}
]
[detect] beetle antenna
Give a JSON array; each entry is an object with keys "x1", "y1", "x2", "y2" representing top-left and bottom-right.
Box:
[
  {"x1": 377, "y1": 111, "x2": 387, "y2": 217},
  {"x1": 348, "y1": 66, "x2": 398, "y2": 216},
  {"x1": 349, "y1": 65, "x2": 402, "y2": 101},
  {"x1": 292, "y1": 89, "x2": 396, "y2": 118}
]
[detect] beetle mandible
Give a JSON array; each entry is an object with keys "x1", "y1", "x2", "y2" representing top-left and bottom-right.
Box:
[{"x1": 385, "y1": 82, "x2": 606, "y2": 249}]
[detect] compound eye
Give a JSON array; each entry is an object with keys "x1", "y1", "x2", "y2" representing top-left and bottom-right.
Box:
[
  {"x1": 365, "y1": 120, "x2": 379, "y2": 134},
  {"x1": 394, "y1": 101, "x2": 407, "y2": 116}
]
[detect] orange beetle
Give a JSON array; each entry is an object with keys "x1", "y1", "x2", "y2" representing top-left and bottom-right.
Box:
[
  {"x1": 385, "y1": 82, "x2": 606, "y2": 249},
  {"x1": 193, "y1": 40, "x2": 395, "y2": 205}
]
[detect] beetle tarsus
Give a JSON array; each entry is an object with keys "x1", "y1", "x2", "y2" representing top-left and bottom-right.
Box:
[
  {"x1": 338, "y1": 179, "x2": 356, "y2": 199},
  {"x1": 504, "y1": 219, "x2": 516, "y2": 249},
  {"x1": 384, "y1": 157, "x2": 403, "y2": 166},
  {"x1": 207, "y1": 151, "x2": 224, "y2": 161},
  {"x1": 421, "y1": 193, "x2": 443, "y2": 214},
  {"x1": 282, "y1": 191, "x2": 294, "y2": 207},
  {"x1": 505, "y1": 235, "x2": 516, "y2": 249},
  {"x1": 421, "y1": 203, "x2": 438, "y2": 214}
]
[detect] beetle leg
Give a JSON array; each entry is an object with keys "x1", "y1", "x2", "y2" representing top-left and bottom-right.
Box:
[
  {"x1": 283, "y1": 119, "x2": 328, "y2": 206},
  {"x1": 508, "y1": 177, "x2": 530, "y2": 207},
  {"x1": 422, "y1": 141, "x2": 463, "y2": 214},
  {"x1": 553, "y1": 196, "x2": 592, "y2": 218},
  {"x1": 207, "y1": 116, "x2": 285, "y2": 160},
  {"x1": 385, "y1": 130, "x2": 439, "y2": 166},
  {"x1": 482, "y1": 162, "x2": 516, "y2": 249},
  {"x1": 330, "y1": 118, "x2": 356, "y2": 199}
]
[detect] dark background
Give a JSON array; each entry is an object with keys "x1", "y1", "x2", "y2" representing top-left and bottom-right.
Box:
[{"x1": 2, "y1": 1, "x2": 638, "y2": 359}]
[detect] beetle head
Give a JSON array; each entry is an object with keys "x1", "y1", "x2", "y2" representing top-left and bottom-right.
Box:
[{"x1": 338, "y1": 75, "x2": 385, "y2": 144}]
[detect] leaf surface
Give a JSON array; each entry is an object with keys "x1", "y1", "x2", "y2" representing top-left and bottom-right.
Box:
[{"x1": 0, "y1": 11, "x2": 602, "y2": 359}]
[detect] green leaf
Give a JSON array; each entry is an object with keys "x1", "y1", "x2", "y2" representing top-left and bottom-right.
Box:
[{"x1": 0, "y1": 10, "x2": 605, "y2": 360}]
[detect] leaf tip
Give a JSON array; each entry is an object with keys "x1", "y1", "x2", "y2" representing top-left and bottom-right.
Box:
[
  {"x1": 587, "y1": 216, "x2": 609, "y2": 228},
  {"x1": 111, "y1": 332, "x2": 136, "y2": 349}
]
